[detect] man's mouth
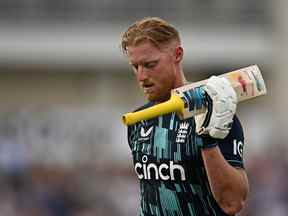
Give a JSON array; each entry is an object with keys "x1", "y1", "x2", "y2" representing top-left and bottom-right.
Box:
[{"x1": 142, "y1": 83, "x2": 154, "y2": 93}]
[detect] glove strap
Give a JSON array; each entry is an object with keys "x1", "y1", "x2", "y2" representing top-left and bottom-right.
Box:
[
  {"x1": 197, "y1": 92, "x2": 213, "y2": 135},
  {"x1": 198, "y1": 93, "x2": 218, "y2": 149}
]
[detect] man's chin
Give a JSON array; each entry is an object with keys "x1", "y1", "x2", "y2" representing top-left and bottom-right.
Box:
[
  {"x1": 145, "y1": 93, "x2": 169, "y2": 103},
  {"x1": 144, "y1": 93, "x2": 157, "y2": 102}
]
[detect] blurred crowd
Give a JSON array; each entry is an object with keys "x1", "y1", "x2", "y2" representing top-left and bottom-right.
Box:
[
  {"x1": 0, "y1": 164, "x2": 139, "y2": 216},
  {"x1": 241, "y1": 144, "x2": 288, "y2": 216},
  {"x1": 0, "y1": 165, "x2": 93, "y2": 216}
]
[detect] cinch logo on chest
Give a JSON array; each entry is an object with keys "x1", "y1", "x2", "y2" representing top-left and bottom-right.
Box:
[
  {"x1": 176, "y1": 122, "x2": 189, "y2": 144},
  {"x1": 134, "y1": 155, "x2": 186, "y2": 181}
]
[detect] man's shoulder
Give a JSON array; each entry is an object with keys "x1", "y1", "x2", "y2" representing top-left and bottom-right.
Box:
[{"x1": 232, "y1": 115, "x2": 243, "y2": 135}]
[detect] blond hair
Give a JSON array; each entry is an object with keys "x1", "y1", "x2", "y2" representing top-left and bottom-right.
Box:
[{"x1": 120, "y1": 17, "x2": 181, "y2": 54}]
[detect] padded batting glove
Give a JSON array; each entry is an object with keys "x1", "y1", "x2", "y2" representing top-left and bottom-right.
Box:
[{"x1": 195, "y1": 76, "x2": 237, "y2": 141}]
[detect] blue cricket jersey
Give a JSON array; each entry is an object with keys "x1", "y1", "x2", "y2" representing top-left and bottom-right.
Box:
[{"x1": 127, "y1": 102, "x2": 245, "y2": 216}]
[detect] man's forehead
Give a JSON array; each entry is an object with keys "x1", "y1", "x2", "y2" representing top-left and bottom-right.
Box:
[
  {"x1": 128, "y1": 55, "x2": 160, "y2": 65},
  {"x1": 127, "y1": 44, "x2": 162, "y2": 63}
]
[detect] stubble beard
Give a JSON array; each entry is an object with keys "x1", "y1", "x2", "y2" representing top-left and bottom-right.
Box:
[{"x1": 145, "y1": 89, "x2": 171, "y2": 103}]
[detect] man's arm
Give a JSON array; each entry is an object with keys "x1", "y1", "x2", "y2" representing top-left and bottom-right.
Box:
[
  {"x1": 193, "y1": 76, "x2": 249, "y2": 214},
  {"x1": 201, "y1": 147, "x2": 249, "y2": 215}
]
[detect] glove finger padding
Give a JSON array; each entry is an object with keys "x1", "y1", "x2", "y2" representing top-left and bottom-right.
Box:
[{"x1": 195, "y1": 76, "x2": 237, "y2": 139}]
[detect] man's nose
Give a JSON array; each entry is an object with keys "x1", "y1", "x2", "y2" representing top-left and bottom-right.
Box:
[{"x1": 137, "y1": 66, "x2": 148, "y2": 81}]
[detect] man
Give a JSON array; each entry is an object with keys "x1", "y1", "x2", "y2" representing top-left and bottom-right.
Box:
[{"x1": 120, "y1": 17, "x2": 249, "y2": 216}]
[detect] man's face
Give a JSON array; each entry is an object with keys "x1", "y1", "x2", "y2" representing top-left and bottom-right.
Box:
[{"x1": 127, "y1": 41, "x2": 177, "y2": 103}]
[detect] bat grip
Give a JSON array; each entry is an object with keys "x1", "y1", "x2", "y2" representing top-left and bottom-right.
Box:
[{"x1": 122, "y1": 94, "x2": 185, "y2": 125}]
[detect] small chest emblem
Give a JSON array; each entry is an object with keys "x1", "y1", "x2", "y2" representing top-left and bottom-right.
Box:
[
  {"x1": 140, "y1": 126, "x2": 153, "y2": 137},
  {"x1": 176, "y1": 122, "x2": 189, "y2": 144},
  {"x1": 139, "y1": 126, "x2": 154, "y2": 141}
]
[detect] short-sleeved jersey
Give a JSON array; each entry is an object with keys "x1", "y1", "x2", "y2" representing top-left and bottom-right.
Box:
[{"x1": 127, "y1": 102, "x2": 245, "y2": 216}]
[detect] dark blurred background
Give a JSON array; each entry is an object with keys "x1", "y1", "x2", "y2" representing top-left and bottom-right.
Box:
[{"x1": 0, "y1": 0, "x2": 286, "y2": 215}]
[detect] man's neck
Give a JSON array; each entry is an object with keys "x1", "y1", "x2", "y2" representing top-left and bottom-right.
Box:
[{"x1": 174, "y1": 69, "x2": 187, "y2": 88}]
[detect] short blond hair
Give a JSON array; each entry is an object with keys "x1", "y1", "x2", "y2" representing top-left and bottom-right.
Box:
[{"x1": 120, "y1": 17, "x2": 181, "y2": 54}]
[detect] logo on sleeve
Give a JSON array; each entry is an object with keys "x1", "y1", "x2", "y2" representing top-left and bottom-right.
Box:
[{"x1": 233, "y1": 139, "x2": 244, "y2": 158}]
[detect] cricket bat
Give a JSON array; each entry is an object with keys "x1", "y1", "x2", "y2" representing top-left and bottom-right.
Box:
[{"x1": 122, "y1": 65, "x2": 266, "y2": 125}]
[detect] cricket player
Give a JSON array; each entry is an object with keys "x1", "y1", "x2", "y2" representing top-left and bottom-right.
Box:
[{"x1": 120, "y1": 17, "x2": 249, "y2": 216}]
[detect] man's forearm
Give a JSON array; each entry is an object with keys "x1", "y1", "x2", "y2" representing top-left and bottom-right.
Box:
[{"x1": 201, "y1": 147, "x2": 249, "y2": 215}]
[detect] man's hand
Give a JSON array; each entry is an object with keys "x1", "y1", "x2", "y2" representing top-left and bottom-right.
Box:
[{"x1": 195, "y1": 76, "x2": 237, "y2": 140}]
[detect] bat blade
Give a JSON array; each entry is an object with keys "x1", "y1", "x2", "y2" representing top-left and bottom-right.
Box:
[
  {"x1": 172, "y1": 65, "x2": 267, "y2": 119},
  {"x1": 122, "y1": 65, "x2": 266, "y2": 125}
]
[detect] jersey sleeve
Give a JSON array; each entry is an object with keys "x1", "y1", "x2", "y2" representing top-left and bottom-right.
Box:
[
  {"x1": 217, "y1": 115, "x2": 245, "y2": 168},
  {"x1": 127, "y1": 125, "x2": 133, "y2": 151},
  {"x1": 127, "y1": 124, "x2": 138, "y2": 151}
]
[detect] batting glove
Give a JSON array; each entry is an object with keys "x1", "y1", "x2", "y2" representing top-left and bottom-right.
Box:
[{"x1": 195, "y1": 76, "x2": 237, "y2": 142}]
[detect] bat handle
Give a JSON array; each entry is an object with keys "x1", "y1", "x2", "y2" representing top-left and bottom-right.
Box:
[{"x1": 122, "y1": 94, "x2": 185, "y2": 125}]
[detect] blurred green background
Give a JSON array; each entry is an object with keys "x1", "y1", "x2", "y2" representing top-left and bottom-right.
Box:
[{"x1": 0, "y1": 1, "x2": 286, "y2": 215}]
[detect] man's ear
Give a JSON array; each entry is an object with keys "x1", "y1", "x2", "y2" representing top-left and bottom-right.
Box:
[{"x1": 175, "y1": 46, "x2": 184, "y2": 63}]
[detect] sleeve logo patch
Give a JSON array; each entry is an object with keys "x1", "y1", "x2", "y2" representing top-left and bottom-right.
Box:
[{"x1": 233, "y1": 139, "x2": 244, "y2": 158}]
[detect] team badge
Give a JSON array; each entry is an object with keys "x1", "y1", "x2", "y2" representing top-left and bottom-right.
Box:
[{"x1": 176, "y1": 122, "x2": 189, "y2": 144}]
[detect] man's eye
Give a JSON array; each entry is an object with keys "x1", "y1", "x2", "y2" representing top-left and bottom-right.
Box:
[{"x1": 144, "y1": 62, "x2": 157, "y2": 69}]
